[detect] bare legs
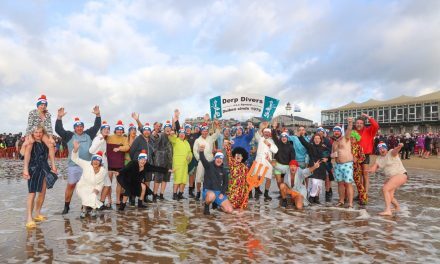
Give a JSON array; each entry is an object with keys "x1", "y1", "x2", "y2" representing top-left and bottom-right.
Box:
[
  {"x1": 379, "y1": 174, "x2": 407, "y2": 216},
  {"x1": 204, "y1": 191, "x2": 233, "y2": 214},
  {"x1": 65, "y1": 183, "x2": 76, "y2": 203},
  {"x1": 27, "y1": 179, "x2": 47, "y2": 224}
]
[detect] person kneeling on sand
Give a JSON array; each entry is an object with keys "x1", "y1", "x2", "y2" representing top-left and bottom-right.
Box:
[
  {"x1": 367, "y1": 142, "x2": 408, "y2": 216},
  {"x1": 198, "y1": 144, "x2": 234, "y2": 215},
  {"x1": 71, "y1": 141, "x2": 106, "y2": 219},
  {"x1": 280, "y1": 160, "x2": 321, "y2": 209}
]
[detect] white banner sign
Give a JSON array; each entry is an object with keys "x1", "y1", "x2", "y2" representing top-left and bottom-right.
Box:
[{"x1": 210, "y1": 94, "x2": 279, "y2": 120}]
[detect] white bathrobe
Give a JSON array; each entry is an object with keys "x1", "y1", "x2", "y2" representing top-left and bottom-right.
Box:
[
  {"x1": 72, "y1": 151, "x2": 106, "y2": 209},
  {"x1": 255, "y1": 132, "x2": 278, "y2": 179}
]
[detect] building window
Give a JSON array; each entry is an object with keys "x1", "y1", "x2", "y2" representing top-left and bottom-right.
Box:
[
  {"x1": 390, "y1": 107, "x2": 397, "y2": 123},
  {"x1": 384, "y1": 107, "x2": 390, "y2": 123},
  {"x1": 397, "y1": 107, "x2": 404, "y2": 122},
  {"x1": 424, "y1": 103, "x2": 439, "y2": 121},
  {"x1": 377, "y1": 108, "x2": 385, "y2": 123}
]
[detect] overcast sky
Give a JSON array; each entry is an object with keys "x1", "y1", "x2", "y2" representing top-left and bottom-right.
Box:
[{"x1": 1, "y1": 0, "x2": 439, "y2": 133}]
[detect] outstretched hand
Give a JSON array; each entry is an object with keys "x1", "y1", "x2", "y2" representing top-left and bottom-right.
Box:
[
  {"x1": 199, "y1": 144, "x2": 206, "y2": 152},
  {"x1": 272, "y1": 119, "x2": 278, "y2": 129},
  {"x1": 57, "y1": 107, "x2": 67, "y2": 119},
  {"x1": 131, "y1": 112, "x2": 139, "y2": 120},
  {"x1": 92, "y1": 105, "x2": 100, "y2": 116},
  {"x1": 313, "y1": 160, "x2": 321, "y2": 169},
  {"x1": 73, "y1": 140, "x2": 80, "y2": 152}
]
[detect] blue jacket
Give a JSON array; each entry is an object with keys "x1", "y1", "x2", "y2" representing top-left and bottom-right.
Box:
[
  {"x1": 232, "y1": 128, "x2": 254, "y2": 154},
  {"x1": 288, "y1": 135, "x2": 309, "y2": 163}
]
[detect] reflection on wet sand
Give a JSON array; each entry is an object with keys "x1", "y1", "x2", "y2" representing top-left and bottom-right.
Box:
[{"x1": 1, "y1": 159, "x2": 440, "y2": 263}]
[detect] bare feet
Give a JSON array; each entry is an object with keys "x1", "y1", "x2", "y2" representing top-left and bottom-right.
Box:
[
  {"x1": 391, "y1": 205, "x2": 401, "y2": 212},
  {"x1": 378, "y1": 210, "x2": 393, "y2": 216}
]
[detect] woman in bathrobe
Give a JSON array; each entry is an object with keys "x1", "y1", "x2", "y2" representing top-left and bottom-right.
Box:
[{"x1": 72, "y1": 141, "x2": 106, "y2": 219}]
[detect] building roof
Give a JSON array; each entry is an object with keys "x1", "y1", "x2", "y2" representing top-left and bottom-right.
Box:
[
  {"x1": 276, "y1": 114, "x2": 313, "y2": 122},
  {"x1": 323, "y1": 90, "x2": 440, "y2": 112}
]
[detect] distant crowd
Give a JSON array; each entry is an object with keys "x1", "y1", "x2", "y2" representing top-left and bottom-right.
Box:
[
  {"x1": 373, "y1": 133, "x2": 439, "y2": 159},
  {"x1": 0, "y1": 133, "x2": 68, "y2": 159},
  {"x1": 1, "y1": 131, "x2": 439, "y2": 160}
]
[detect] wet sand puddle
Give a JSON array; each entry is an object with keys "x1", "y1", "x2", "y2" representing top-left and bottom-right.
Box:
[{"x1": 1, "y1": 159, "x2": 439, "y2": 263}]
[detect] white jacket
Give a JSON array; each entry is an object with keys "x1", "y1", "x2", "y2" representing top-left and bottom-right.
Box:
[
  {"x1": 255, "y1": 131, "x2": 278, "y2": 162},
  {"x1": 193, "y1": 129, "x2": 220, "y2": 161},
  {"x1": 72, "y1": 151, "x2": 106, "y2": 208}
]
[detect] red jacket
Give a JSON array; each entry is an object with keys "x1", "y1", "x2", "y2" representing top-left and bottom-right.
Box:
[{"x1": 356, "y1": 117, "x2": 379, "y2": 155}]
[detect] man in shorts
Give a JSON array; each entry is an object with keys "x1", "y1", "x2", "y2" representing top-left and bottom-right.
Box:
[
  {"x1": 55, "y1": 106, "x2": 102, "y2": 214},
  {"x1": 331, "y1": 117, "x2": 355, "y2": 208},
  {"x1": 198, "y1": 145, "x2": 233, "y2": 215}
]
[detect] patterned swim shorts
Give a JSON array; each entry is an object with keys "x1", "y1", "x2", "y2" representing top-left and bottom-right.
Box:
[{"x1": 334, "y1": 162, "x2": 354, "y2": 183}]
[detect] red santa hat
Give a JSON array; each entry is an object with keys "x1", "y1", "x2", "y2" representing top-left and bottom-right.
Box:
[{"x1": 114, "y1": 120, "x2": 124, "y2": 131}]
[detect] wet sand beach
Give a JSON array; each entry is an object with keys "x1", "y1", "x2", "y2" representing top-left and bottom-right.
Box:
[{"x1": 0, "y1": 158, "x2": 439, "y2": 263}]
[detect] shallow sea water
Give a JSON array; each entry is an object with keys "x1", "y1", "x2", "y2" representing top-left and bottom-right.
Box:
[{"x1": 0, "y1": 159, "x2": 439, "y2": 263}]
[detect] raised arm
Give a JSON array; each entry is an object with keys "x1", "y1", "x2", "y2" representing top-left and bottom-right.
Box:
[
  {"x1": 55, "y1": 108, "x2": 74, "y2": 141},
  {"x1": 298, "y1": 135, "x2": 312, "y2": 153},
  {"x1": 131, "y1": 112, "x2": 143, "y2": 132},
  {"x1": 85, "y1": 106, "x2": 102, "y2": 139},
  {"x1": 173, "y1": 109, "x2": 180, "y2": 132},
  {"x1": 391, "y1": 143, "x2": 404, "y2": 157},
  {"x1": 245, "y1": 122, "x2": 255, "y2": 142},
  {"x1": 345, "y1": 117, "x2": 353, "y2": 140},
  {"x1": 362, "y1": 113, "x2": 379, "y2": 136},
  {"x1": 224, "y1": 141, "x2": 236, "y2": 167},
  {"x1": 71, "y1": 141, "x2": 90, "y2": 169},
  {"x1": 199, "y1": 146, "x2": 210, "y2": 169},
  {"x1": 210, "y1": 120, "x2": 221, "y2": 142},
  {"x1": 271, "y1": 128, "x2": 281, "y2": 145},
  {"x1": 290, "y1": 145, "x2": 296, "y2": 161}
]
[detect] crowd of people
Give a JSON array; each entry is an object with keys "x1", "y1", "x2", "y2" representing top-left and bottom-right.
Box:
[
  {"x1": 17, "y1": 95, "x2": 422, "y2": 228},
  {"x1": 0, "y1": 133, "x2": 68, "y2": 159},
  {"x1": 374, "y1": 133, "x2": 440, "y2": 159}
]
